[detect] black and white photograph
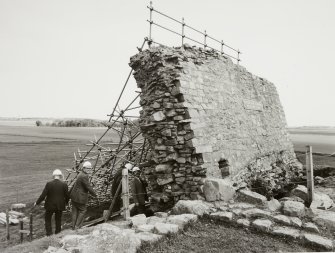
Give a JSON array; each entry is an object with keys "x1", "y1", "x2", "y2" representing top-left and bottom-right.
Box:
[{"x1": 1, "y1": 0, "x2": 335, "y2": 252}]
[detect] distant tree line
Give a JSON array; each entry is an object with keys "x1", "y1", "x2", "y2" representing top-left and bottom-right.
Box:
[
  {"x1": 36, "y1": 119, "x2": 108, "y2": 127},
  {"x1": 35, "y1": 118, "x2": 140, "y2": 129}
]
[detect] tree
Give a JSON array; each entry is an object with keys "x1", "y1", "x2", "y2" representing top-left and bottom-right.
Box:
[{"x1": 35, "y1": 120, "x2": 42, "y2": 127}]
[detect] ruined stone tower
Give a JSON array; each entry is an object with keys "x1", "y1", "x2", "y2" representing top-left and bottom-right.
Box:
[{"x1": 130, "y1": 45, "x2": 301, "y2": 205}]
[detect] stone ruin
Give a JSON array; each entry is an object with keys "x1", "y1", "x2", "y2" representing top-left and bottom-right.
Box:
[{"x1": 129, "y1": 44, "x2": 302, "y2": 207}]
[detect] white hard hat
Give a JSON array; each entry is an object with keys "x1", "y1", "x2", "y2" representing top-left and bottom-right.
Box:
[
  {"x1": 132, "y1": 167, "x2": 140, "y2": 172},
  {"x1": 52, "y1": 169, "x2": 63, "y2": 176},
  {"x1": 82, "y1": 161, "x2": 92, "y2": 169},
  {"x1": 125, "y1": 163, "x2": 134, "y2": 171}
]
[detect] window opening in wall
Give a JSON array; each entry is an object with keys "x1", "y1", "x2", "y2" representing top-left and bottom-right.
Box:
[{"x1": 218, "y1": 159, "x2": 230, "y2": 178}]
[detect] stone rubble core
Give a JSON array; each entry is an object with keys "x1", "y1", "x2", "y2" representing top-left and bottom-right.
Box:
[{"x1": 129, "y1": 44, "x2": 302, "y2": 205}]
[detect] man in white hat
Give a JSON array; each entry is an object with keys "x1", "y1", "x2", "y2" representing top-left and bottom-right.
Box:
[
  {"x1": 35, "y1": 169, "x2": 69, "y2": 236},
  {"x1": 70, "y1": 161, "x2": 97, "y2": 229},
  {"x1": 110, "y1": 163, "x2": 134, "y2": 213},
  {"x1": 130, "y1": 166, "x2": 149, "y2": 216}
]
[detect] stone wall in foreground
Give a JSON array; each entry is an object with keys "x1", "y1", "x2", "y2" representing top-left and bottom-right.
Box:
[{"x1": 129, "y1": 45, "x2": 301, "y2": 204}]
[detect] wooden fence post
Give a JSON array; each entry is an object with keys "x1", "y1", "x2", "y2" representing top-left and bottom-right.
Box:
[
  {"x1": 306, "y1": 145, "x2": 314, "y2": 206},
  {"x1": 6, "y1": 209, "x2": 10, "y2": 240},
  {"x1": 19, "y1": 219, "x2": 23, "y2": 243},
  {"x1": 122, "y1": 168, "x2": 130, "y2": 220},
  {"x1": 29, "y1": 213, "x2": 33, "y2": 241}
]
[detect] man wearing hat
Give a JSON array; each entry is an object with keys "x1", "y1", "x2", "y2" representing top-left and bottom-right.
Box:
[
  {"x1": 34, "y1": 169, "x2": 69, "y2": 236},
  {"x1": 130, "y1": 166, "x2": 148, "y2": 216},
  {"x1": 70, "y1": 161, "x2": 97, "y2": 229},
  {"x1": 110, "y1": 163, "x2": 133, "y2": 214}
]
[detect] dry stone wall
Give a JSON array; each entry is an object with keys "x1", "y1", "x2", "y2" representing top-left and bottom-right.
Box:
[{"x1": 129, "y1": 45, "x2": 301, "y2": 205}]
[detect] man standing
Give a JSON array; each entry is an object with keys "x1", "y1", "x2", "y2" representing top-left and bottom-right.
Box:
[
  {"x1": 70, "y1": 161, "x2": 97, "y2": 229},
  {"x1": 130, "y1": 167, "x2": 148, "y2": 216},
  {"x1": 110, "y1": 163, "x2": 133, "y2": 213},
  {"x1": 34, "y1": 169, "x2": 69, "y2": 236}
]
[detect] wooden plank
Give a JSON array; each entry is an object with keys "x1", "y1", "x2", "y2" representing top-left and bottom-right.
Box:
[
  {"x1": 122, "y1": 168, "x2": 130, "y2": 220},
  {"x1": 82, "y1": 211, "x2": 121, "y2": 228},
  {"x1": 306, "y1": 145, "x2": 314, "y2": 207},
  {"x1": 103, "y1": 182, "x2": 122, "y2": 222}
]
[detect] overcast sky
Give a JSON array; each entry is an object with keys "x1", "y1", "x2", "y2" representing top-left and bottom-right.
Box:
[{"x1": 1, "y1": 0, "x2": 334, "y2": 126}]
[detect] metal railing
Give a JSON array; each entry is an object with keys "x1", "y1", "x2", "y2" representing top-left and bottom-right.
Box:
[{"x1": 147, "y1": 1, "x2": 241, "y2": 63}]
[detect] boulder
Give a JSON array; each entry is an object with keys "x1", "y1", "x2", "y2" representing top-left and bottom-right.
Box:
[
  {"x1": 209, "y1": 211, "x2": 233, "y2": 222},
  {"x1": 252, "y1": 219, "x2": 272, "y2": 232},
  {"x1": 290, "y1": 217, "x2": 302, "y2": 228},
  {"x1": 43, "y1": 246, "x2": 58, "y2": 253},
  {"x1": 291, "y1": 185, "x2": 334, "y2": 209},
  {"x1": 231, "y1": 209, "x2": 243, "y2": 216},
  {"x1": 146, "y1": 216, "x2": 166, "y2": 225},
  {"x1": 303, "y1": 222, "x2": 319, "y2": 234},
  {"x1": 54, "y1": 249, "x2": 68, "y2": 253},
  {"x1": 110, "y1": 220, "x2": 131, "y2": 229},
  {"x1": 272, "y1": 226, "x2": 300, "y2": 239},
  {"x1": 136, "y1": 224, "x2": 155, "y2": 233},
  {"x1": 282, "y1": 201, "x2": 305, "y2": 217},
  {"x1": 303, "y1": 233, "x2": 333, "y2": 250},
  {"x1": 237, "y1": 189, "x2": 267, "y2": 205},
  {"x1": 266, "y1": 199, "x2": 281, "y2": 212},
  {"x1": 136, "y1": 232, "x2": 162, "y2": 243},
  {"x1": 203, "y1": 178, "x2": 235, "y2": 202},
  {"x1": 153, "y1": 222, "x2": 179, "y2": 235},
  {"x1": 236, "y1": 219, "x2": 250, "y2": 227},
  {"x1": 213, "y1": 201, "x2": 229, "y2": 210},
  {"x1": 291, "y1": 185, "x2": 308, "y2": 201},
  {"x1": 279, "y1": 196, "x2": 304, "y2": 203},
  {"x1": 61, "y1": 235, "x2": 87, "y2": 249},
  {"x1": 242, "y1": 208, "x2": 272, "y2": 219},
  {"x1": 171, "y1": 200, "x2": 213, "y2": 216},
  {"x1": 313, "y1": 210, "x2": 335, "y2": 231},
  {"x1": 228, "y1": 202, "x2": 255, "y2": 210},
  {"x1": 166, "y1": 214, "x2": 198, "y2": 229},
  {"x1": 155, "y1": 212, "x2": 168, "y2": 218},
  {"x1": 273, "y1": 215, "x2": 291, "y2": 226},
  {"x1": 311, "y1": 192, "x2": 334, "y2": 210},
  {"x1": 129, "y1": 214, "x2": 147, "y2": 228}
]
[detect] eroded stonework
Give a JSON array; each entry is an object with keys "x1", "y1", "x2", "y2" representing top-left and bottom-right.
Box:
[{"x1": 130, "y1": 45, "x2": 301, "y2": 205}]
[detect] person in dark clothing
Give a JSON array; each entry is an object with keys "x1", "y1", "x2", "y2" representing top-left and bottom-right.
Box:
[
  {"x1": 130, "y1": 167, "x2": 149, "y2": 216},
  {"x1": 110, "y1": 163, "x2": 134, "y2": 213},
  {"x1": 70, "y1": 161, "x2": 97, "y2": 229},
  {"x1": 34, "y1": 169, "x2": 69, "y2": 236}
]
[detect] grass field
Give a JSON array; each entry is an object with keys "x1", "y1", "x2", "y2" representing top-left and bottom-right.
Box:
[{"x1": 0, "y1": 125, "x2": 116, "y2": 210}]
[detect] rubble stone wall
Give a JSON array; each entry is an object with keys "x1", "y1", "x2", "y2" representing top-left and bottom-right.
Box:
[{"x1": 130, "y1": 45, "x2": 300, "y2": 204}]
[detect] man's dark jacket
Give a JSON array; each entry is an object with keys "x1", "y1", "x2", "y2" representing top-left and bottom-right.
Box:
[
  {"x1": 131, "y1": 176, "x2": 148, "y2": 205},
  {"x1": 70, "y1": 172, "x2": 97, "y2": 204},
  {"x1": 36, "y1": 179, "x2": 69, "y2": 211}
]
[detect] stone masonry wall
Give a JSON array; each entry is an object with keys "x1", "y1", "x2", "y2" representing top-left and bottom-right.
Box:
[{"x1": 129, "y1": 45, "x2": 301, "y2": 205}]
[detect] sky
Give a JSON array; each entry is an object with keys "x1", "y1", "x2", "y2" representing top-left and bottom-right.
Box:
[{"x1": 0, "y1": 0, "x2": 334, "y2": 127}]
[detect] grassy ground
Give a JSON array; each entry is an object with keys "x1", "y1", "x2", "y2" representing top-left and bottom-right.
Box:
[{"x1": 139, "y1": 218, "x2": 317, "y2": 253}]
